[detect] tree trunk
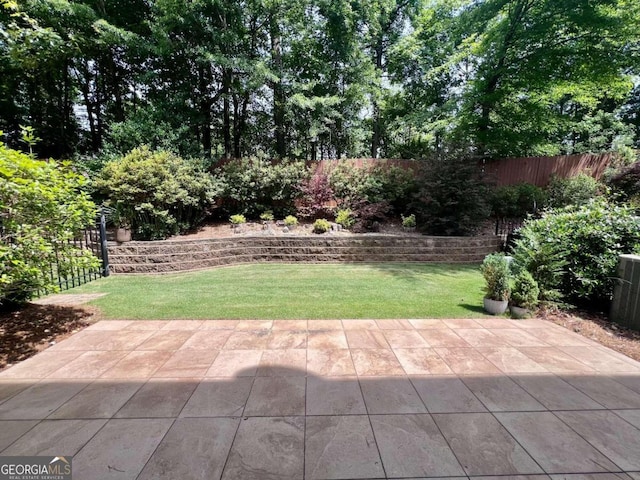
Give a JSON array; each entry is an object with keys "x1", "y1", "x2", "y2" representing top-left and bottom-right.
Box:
[
  {"x1": 198, "y1": 65, "x2": 212, "y2": 159},
  {"x1": 222, "y1": 67, "x2": 232, "y2": 159},
  {"x1": 270, "y1": 13, "x2": 286, "y2": 158},
  {"x1": 370, "y1": 41, "x2": 384, "y2": 158}
]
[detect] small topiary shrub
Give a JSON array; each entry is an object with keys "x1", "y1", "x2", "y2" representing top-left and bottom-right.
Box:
[
  {"x1": 260, "y1": 211, "x2": 274, "y2": 222},
  {"x1": 401, "y1": 213, "x2": 416, "y2": 228},
  {"x1": 229, "y1": 214, "x2": 247, "y2": 225},
  {"x1": 284, "y1": 215, "x2": 298, "y2": 227},
  {"x1": 313, "y1": 218, "x2": 331, "y2": 234},
  {"x1": 510, "y1": 271, "x2": 540, "y2": 310},
  {"x1": 335, "y1": 209, "x2": 355, "y2": 229},
  {"x1": 546, "y1": 173, "x2": 601, "y2": 209},
  {"x1": 480, "y1": 253, "x2": 511, "y2": 301}
]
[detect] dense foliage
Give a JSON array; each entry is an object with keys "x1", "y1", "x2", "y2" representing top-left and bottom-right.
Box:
[
  {"x1": 546, "y1": 173, "x2": 602, "y2": 209},
  {"x1": 511, "y1": 199, "x2": 640, "y2": 307},
  {"x1": 1, "y1": 0, "x2": 638, "y2": 160},
  {"x1": 490, "y1": 183, "x2": 547, "y2": 218},
  {"x1": 94, "y1": 147, "x2": 220, "y2": 240},
  {"x1": 0, "y1": 139, "x2": 98, "y2": 306}
]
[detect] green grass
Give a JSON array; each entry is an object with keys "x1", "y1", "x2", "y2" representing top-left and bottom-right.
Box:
[{"x1": 74, "y1": 263, "x2": 490, "y2": 319}]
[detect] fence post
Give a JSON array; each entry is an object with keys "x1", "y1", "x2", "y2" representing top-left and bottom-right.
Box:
[{"x1": 99, "y1": 209, "x2": 110, "y2": 277}]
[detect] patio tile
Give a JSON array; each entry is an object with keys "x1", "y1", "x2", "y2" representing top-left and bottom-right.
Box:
[
  {"x1": 205, "y1": 350, "x2": 263, "y2": 377},
  {"x1": 266, "y1": 331, "x2": 307, "y2": 349},
  {"x1": 417, "y1": 328, "x2": 470, "y2": 348},
  {"x1": 85, "y1": 320, "x2": 133, "y2": 331},
  {"x1": 411, "y1": 375, "x2": 487, "y2": 413},
  {"x1": 434, "y1": 412, "x2": 543, "y2": 476},
  {"x1": 478, "y1": 347, "x2": 548, "y2": 373},
  {"x1": 138, "y1": 417, "x2": 239, "y2": 480},
  {"x1": 461, "y1": 376, "x2": 545, "y2": 412},
  {"x1": 101, "y1": 350, "x2": 174, "y2": 378},
  {"x1": 488, "y1": 329, "x2": 550, "y2": 347},
  {"x1": 91, "y1": 330, "x2": 155, "y2": 350},
  {"x1": 116, "y1": 378, "x2": 198, "y2": 418},
  {"x1": 223, "y1": 330, "x2": 270, "y2": 349},
  {"x1": 2, "y1": 419, "x2": 107, "y2": 456},
  {"x1": 524, "y1": 328, "x2": 592, "y2": 347},
  {"x1": 160, "y1": 320, "x2": 204, "y2": 330},
  {"x1": 0, "y1": 420, "x2": 39, "y2": 451},
  {"x1": 550, "y1": 475, "x2": 635, "y2": 480},
  {"x1": 308, "y1": 319, "x2": 343, "y2": 330},
  {"x1": 244, "y1": 377, "x2": 305, "y2": 416},
  {"x1": 73, "y1": 418, "x2": 173, "y2": 480},
  {"x1": 516, "y1": 347, "x2": 595, "y2": 373},
  {"x1": 510, "y1": 374, "x2": 604, "y2": 410},
  {"x1": 222, "y1": 416, "x2": 304, "y2": 480},
  {"x1": 454, "y1": 328, "x2": 510, "y2": 347},
  {"x1": 476, "y1": 318, "x2": 521, "y2": 329},
  {"x1": 179, "y1": 330, "x2": 232, "y2": 350},
  {"x1": 495, "y1": 411, "x2": 619, "y2": 473},
  {"x1": 257, "y1": 349, "x2": 307, "y2": 376},
  {"x1": 0, "y1": 350, "x2": 84, "y2": 378},
  {"x1": 359, "y1": 377, "x2": 426, "y2": 414},
  {"x1": 0, "y1": 379, "x2": 36, "y2": 405},
  {"x1": 305, "y1": 415, "x2": 384, "y2": 479},
  {"x1": 180, "y1": 377, "x2": 253, "y2": 417},
  {"x1": 342, "y1": 319, "x2": 379, "y2": 330},
  {"x1": 515, "y1": 319, "x2": 560, "y2": 329},
  {"x1": 49, "y1": 330, "x2": 113, "y2": 351},
  {"x1": 307, "y1": 331, "x2": 348, "y2": 349},
  {"x1": 235, "y1": 320, "x2": 273, "y2": 330},
  {"x1": 371, "y1": 414, "x2": 464, "y2": 477},
  {"x1": 610, "y1": 374, "x2": 640, "y2": 394},
  {"x1": 48, "y1": 380, "x2": 142, "y2": 419},
  {"x1": 272, "y1": 319, "x2": 308, "y2": 330},
  {"x1": 307, "y1": 349, "x2": 356, "y2": 376},
  {"x1": 559, "y1": 374, "x2": 640, "y2": 409},
  {"x1": 152, "y1": 349, "x2": 218, "y2": 378},
  {"x1": 376, "y1": 319, "x2": 413, "y2": 330},
  {"x1": 559, "y1": 346, "x2": 640, "y2": 373},
  {"x1": 383, "y1": 330, "x2": 430, "y2": 348},
  {"x1": 408, "y1": 319, "x2": 448, "y2": 329},
  {"x1": 351, "y1": 349, "x2": 404, "y2": 376},
  {"x1": 306, "y1": 376, "x2": 366, "y2": 415},
  {"x1": 613, "y1": 409, "x2": 640, "y2": 428},
  {"x1": 47, "y1": 351, "x2": 128, "y2": 379},
  {"x1": 556, "y1": 410, "x2": 640, "y2": 471},
  {"x1": 123, "y1": 320, "x2": 168, "y2": 331},
  {"x1": 394, "y1": 348, "x2": 452, "y2": 375},
  {"x1": 199, "y1": 320, "x2": 239, "y2": 330},
  {"x1": 346, "y1": 330, "x2": 390, "y2": 349},
  {"x1": 442, "y1": 318, "x2": 482, "y2": 329},
  {"x1": 136, "y1": 330, "x2": 194, "y2": 351},
  {"x1": 434, "y1": 348, "x2": 501, "y2": 375}
]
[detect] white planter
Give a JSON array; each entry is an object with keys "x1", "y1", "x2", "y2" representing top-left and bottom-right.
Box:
[
  {"x1": 510, "y1": 305, "x2": 530, "y2": 318},
  {"x1": 116, "y1": 227, "x2": 132, "y2": 243},
  {"x1": 483, "y1": 297, "x2": 509, "y2": 315}
]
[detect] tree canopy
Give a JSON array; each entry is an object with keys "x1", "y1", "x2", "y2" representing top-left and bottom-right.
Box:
[{"x1": 1, "y1": 0, "x2": 639, "y2": 160}]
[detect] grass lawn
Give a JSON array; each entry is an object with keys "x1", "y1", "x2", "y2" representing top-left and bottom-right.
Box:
[{"x1": 74, "y1": 263, "x2": 490, "y2": 319}]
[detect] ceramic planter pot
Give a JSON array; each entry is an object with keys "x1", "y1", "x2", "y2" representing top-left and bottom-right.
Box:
[
  {"x1": 510, "y1": 305, "x2": 530, "y2": 318},
  {"x1": 483, "y1": 297, "x2": 509, "y2": 315},
  {"x1": 116, "y1": 227, "x2": 132, "y2": 243}
]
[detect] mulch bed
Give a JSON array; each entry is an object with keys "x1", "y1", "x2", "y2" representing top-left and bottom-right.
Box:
[{"x1": 0, "y1": 304, "x2": 98, "y2": 370}]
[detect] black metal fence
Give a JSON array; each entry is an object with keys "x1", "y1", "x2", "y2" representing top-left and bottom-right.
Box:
[{"x1": 495, "y1": 217, "x2": 524, "y2": 249}]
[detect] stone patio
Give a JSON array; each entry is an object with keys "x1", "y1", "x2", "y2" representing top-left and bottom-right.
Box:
[{"x1": 1, "y1": 318, "x2": 640, "y2": 479}]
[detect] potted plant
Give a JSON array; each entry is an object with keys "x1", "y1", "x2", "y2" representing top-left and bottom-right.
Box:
[
  {"x1": 480, "y1": 253, "x2": 511, "y2": 315},
  {"x1": 111, "y1": 204, "x2": 133, "y2": 243},
  {"x1": 401, "y1": 213, "x2": 416, "y2": 232},
  {"x1": 230, "y1": 214, "x2": 247, "y2": 233},
  {"x1": 284, "y1": 215, "x2": 298, "y2": 230},
  {"x1": 510, "y1": 270, "x2": 540, "y2": 318}
]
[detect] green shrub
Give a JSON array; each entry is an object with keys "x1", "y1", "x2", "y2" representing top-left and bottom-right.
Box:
[
  {"x1": 491, "y1": 183, "x2": 547, "y2": 218},
  {"x1": 607, "y1": 160, "x2": 640, "y2": 203},
  {"x1": 214, "y1": 158, "x2": 308, "y2": 217},
  {"x1": 230, "y1": 214, "x2": 247, "y2": 225},
  {"x1": 94, "y1": 146, "x2": 220, "y2": 240},
  {"x1": 260, "y1": 211, "x2": 274, "y2": 222},
  {"x1": 284, "y1": 215, "x2": 298, "y2": 227},
  {"x1": 313, "y1": 219, "x2": 331, "y2": 234},
  {"x1": 335, "y1": 209, "x2": 355, "y2": 229},
  {"x1": 511, "y1": 199, "x2": 640, "y2": 307},
  {"x1": 401, "y1": 213, "x2": 416, "y2": 228},
  {"x1": 510, "y1": 271, "x2": 540, "y2": 310},
  {"x1": 546, "y1": 173, "x2": 601, "y2": 208},
  {"x1": 413, "y1": 153, "x2": 492, "y2": 235},
  {"x1": 480, "y1": 253, "x2": 511, "y2": 301},
  {"x1": 0, "y1": 139, "x2": 98, "y2": 307}
]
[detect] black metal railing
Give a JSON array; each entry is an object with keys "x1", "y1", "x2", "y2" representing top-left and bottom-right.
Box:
[{"x1": 495, "y1": 217, "x2": 524, "y2": 249}]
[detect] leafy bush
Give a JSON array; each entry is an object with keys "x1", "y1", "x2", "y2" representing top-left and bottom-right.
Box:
[
  {"x1": 260, "y1": 211, "x2": 274, "y2": 222},
  {"x1": 230, "y1": 214, "x2": 247, "y2": 225},
  {"x1": 297, "y1": 172, "x2": 334, "y2": 219},
  {"x1": 214, "y1": 158, "x2": 308, "y2": 217},
  {"x1": 313, "y1": 218, "x2": 331, "y2": 234},
  {"x1": 511, "y1": 199, "x2": 640, "y2": 307},
  {"x1": 546, "y1": 173, "x2": 601, "y2": 208},
  {"x1": 413, "y1": 154, "x2": 491, "y2": 235},
  {"x1": 352, "y1": 201, "x2": 391, "y2": 233},
  {"x1": 284, "y1": 215, "x2": 298, "y2": 227},
  {"x1": 607, "y1": 160, "x2": 640, "y2": 203},
  {"x1": 0, "y1": 139, "x2": 98, "y2": 307},
  {"x1": 510, "y1": 271, "x2": 540, "y2": 310},
  {"x1": 490, "y1": 183, "x2": 547, "y2": 218},
  {"x1": 335, "y1": 209, "x2": 355, "y2": 229},
  {"x1": 401, "y1": 214, "x2": 416, "y2": 228},
  {"x1": 480, "y1": 253, "x2": 511, "y2": 301},
  {"x1": 94, "y1": 146, "x2": 220, "y2": 240}
]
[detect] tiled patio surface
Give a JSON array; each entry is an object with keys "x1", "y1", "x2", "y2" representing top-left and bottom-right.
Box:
[{"x1": 1, "y1": 318, "x2": 640, "y2": 479}]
